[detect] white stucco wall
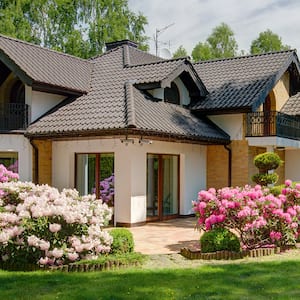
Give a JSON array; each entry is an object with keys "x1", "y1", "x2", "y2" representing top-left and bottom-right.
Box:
[
  {"x1": 0, "y1": 134, "x2": 32, "y2": 181},
  {"x1": 208, "y1": 114, "x2": 244, "y2": 140},
  {"x1": 52, "y1": 138, "x2": 206, "y2": 224},
  {"x1": 30, "y1": 90, "x2": 65, "y2": 122},
  {"x1": 285, "y1": 149, "x2": 300, "y2": 182}
]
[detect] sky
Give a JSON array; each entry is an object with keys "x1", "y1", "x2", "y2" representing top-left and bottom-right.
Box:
[{"x1": 128, "y1": 0, "x2": 300, "y2": 57}]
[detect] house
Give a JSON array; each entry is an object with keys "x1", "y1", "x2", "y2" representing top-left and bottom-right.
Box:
[{"x1": 0, "y1": 35, "x2": 300, "y2": 226}]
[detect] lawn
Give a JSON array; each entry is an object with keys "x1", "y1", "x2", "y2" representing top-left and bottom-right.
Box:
[{"x1": 1, "y1": 253, "x2": 300, "y2": 300}]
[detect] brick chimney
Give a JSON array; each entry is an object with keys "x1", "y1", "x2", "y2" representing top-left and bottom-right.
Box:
[{"x1": 105, "y1": 40, "x2": 138, "y2": 51}]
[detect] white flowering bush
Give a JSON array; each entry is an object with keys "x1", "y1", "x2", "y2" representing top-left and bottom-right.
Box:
[{"x1": 0, "y1": 165, "x2": 113, "y2": 269}]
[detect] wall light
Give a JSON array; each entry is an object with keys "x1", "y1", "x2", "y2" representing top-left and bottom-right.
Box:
[
  {"x1": 120, "y1": 137, "x2": 135, "y2": 145},
  {"x1": 139, "y1": 139, "x2": 153, "y2": 145}
]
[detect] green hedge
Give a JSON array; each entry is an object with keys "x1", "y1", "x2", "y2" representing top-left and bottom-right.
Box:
[
  {"x1": 109, "y1": 228, "x2": 134, "y2": 254},
  {"x1": 200, "y1": 228, "x2": 240, "y2": 253}
]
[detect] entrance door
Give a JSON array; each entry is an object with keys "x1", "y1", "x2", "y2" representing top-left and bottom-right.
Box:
[{"x1": 146, "y1": 154, "x2": 179, "y2": 221}]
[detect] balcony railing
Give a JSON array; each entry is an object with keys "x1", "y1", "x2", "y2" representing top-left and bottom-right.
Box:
[
  {"x1": 246, "y1": 111, "x2": 300, "y2": 140},
  {"x1": 0, "y1": 103, "x2": 29, "y2": 131}
]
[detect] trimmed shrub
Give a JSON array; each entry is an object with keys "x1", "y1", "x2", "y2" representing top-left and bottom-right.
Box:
[
  {"x1": 200, "y1": 228, "x2": 240, "y2": 253},
  {"x1": 109, "y1": 228, "x2": 134, "y2": 254},
  {"x1": 251, "y1": 173, "x2": 278, "y2": 186},
  {"x1": 254, "y1": 152, "x2": 283, "y2": 172}
]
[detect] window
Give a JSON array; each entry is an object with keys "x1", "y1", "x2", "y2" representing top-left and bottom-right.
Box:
[
  {"x1": 76, "y1": 153, "x2": 114, "y2": 206},
  {"x1": 147, "y1": 154, "x2": 179, "y2": 220},
  {"x1": 0, "y1": 152, "x2": 18, "y2": 173},
  {"x1": 164, "y1": 82, "x2": 180, "y2": 105}
]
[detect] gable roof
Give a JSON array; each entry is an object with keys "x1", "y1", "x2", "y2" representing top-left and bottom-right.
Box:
[
  {"x1": 281, "y1": 92, "x2": 300, "y2": 116},
  {"x1": 0, "y1": 34, "x2": 92, "y2": 94},
  {"x1": 26, "y1": 45, "x2": 229, "y2": 144},
  {"x1": 192, "y1": 50, "x2": 300, "y2": 113}
]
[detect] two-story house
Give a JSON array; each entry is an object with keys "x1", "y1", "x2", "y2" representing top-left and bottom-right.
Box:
[{"x1": 0, "y1": 35, "x2": 300, "y2": 226}]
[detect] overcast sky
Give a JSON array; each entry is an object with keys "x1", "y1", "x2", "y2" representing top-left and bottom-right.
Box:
[{"x1": 128, "y1": 0, "x2": 300, "y2": 57}]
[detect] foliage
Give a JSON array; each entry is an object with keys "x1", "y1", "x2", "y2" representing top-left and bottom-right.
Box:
[
  {"x1": 192, "y1": 23, "x2": 238, "y2": 62},
  {"x1": 192, "y1": 42, "x2": 214, "y2": 61},
  {"x1": 0, "y1": 0, "x2": 148, "y2": 58},
  {"x1": 0, "y1": 164, "x2": 113, "y2": 269},
  {"x1": 250, "y1": 29, "x2": 290, "y2": 54},
  {"x1": 252, "y1": 152, "x2": 283, "y2": 186},
  {"x1": 193, "y1": 181, "x2": 300, "y2": 249},
  {"x1": 253, "y1": 152, "x2": 283, "y2": 172},
  {"x1": 200, "y1": 227, "x2": 240, "y2": 253},
  {"x1": 251, "y1": 173, "x2": 278, "y2": 186},
  {"x1": 109, "y1": 228, "x2": 134, "y2": 254},
  {"x1": 172, "y1": 45, "x2": 188, "y2": 58}
]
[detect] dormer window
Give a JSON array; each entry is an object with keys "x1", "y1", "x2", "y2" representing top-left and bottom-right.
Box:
[{"x1": 164, "y1": 82, "x2": 180, "y2": 105}]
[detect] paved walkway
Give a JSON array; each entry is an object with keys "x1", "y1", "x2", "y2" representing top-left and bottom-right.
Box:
[{"x1": 127, "y1": 217, "x2": 200, "y2": 254}]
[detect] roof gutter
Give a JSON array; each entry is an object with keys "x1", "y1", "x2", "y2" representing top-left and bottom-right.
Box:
[{"x1": 224, "y1": 143, "x2": 232, "y2": 187}]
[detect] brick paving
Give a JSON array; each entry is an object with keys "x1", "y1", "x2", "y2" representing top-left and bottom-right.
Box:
[{"x1": 127, "y1": 217, "x2": 200, "y2": 255}]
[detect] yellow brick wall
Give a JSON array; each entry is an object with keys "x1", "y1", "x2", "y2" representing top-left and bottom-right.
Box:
[
  {"x1": 231, "y1": 140, "x2": 250, "y2": 186},
  {"x1": 31, "y1": 140, "x2": 52, "y2": 185},
  {"x1": 206, "y1": 145, "x2": 229, "y2": 189}
]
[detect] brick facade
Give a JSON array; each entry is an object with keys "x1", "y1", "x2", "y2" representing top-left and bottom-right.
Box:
[
  {"x1": 32, "y1": 139, "x2": 52, "y2": 185},
  {"x1": 206, "y1": 145, "x2": 229, "y2": 189}
]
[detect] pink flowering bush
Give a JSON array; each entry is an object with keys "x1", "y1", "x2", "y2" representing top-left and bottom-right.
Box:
[
  {"x1": 0, "y1": 165, "x2": 113, "y2": 269},
  {"x1": 193, "y1": 181, "x2": 300, "y2": 250}
]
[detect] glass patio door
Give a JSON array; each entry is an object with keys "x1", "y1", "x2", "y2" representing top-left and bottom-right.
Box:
[{"x1": 147, "y1": 154, "x2": 179, "y2": 221}]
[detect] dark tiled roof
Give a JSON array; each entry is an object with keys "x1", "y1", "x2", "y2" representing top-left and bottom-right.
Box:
[
  {"x1": 0, "y1": 34, "x2": 92, "y2": 94},
  {"x1": 131, "y1": 86, "x2": 229, "y2": 142},
  {"x1": 281, "y1": 92, "x2": 300, "y2": 116},
  {"x1": 192, "y1": 50, "x2": 298, "y2": 113},
  {"x1": 26, "y1": 46, "x2": 229, "y2": 143}
]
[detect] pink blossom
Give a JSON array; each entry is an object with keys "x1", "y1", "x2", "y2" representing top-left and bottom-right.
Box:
[
  {"x1": 67, "y1": 252, "x2": 79, "y2": 261},
  {"x1": 27, "y1": 235, "x2": 40, "y2": 247},
  {"x1": 39, "y1": 241, "x2": 50, "y2": 251},
  {"x1": 287, "y1": 207, "x2": 297, "y2": 217},
  {"x1": 270, "y1": 231, "x2": 282, "y2": 241},
  {"x1": 52, "y1": 248, "x2": 64, "y2": 258},
  {"x1": 49, "y1": 223, "x2": 62, "y2": 233},
  {"x1": 39, "y1": 257, "x2": 49, "y2": 265},
  {"x1": 285, "y1": 179, "x2": 292, "y2": 187}
]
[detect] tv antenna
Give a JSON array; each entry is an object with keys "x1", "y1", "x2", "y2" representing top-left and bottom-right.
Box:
[{"x1": 154, "y1": 23, "x2": 175, "y2": 57}]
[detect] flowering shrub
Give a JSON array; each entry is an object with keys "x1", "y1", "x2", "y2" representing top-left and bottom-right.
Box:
[
  {"x1": 0, "y1": 165, "x2": 113, "y2": 268},
  {"x1": 193, "y1": 181, "x2": 300, "y2": 250},
  {"x1": 92, "y1": 174, "x2": 114, "y2": 206},
  {"x1": 99, "y1": 174, "x2": 115, "y2": 206}
]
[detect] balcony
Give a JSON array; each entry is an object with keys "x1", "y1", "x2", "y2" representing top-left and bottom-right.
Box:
[
  {"x1": 0, "y1": 103, "x2": 29, "y2": 131},
  {"x1": 246, "y1": 111, "x2": 300, "y2": 141}
]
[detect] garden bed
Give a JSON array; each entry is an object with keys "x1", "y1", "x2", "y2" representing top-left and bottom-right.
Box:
[{"x1": 180, "y1": 246, "x2": 281, "y2": 260}]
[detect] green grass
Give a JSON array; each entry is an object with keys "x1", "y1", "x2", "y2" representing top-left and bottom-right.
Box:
[{"x1": 1, "y1": 255, "x2": 300, "y2": 299}]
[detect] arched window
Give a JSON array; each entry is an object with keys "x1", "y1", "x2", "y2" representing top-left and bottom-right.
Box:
[
  {"x1": 164, "y1": 82, "x2": 180, "y2": 105},
  {"x1": 10, "y1": 80, "x2": 25, "y2": 104}
]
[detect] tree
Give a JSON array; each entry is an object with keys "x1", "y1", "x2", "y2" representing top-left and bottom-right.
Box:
[
  {"x1": 250, "y1": 29, "x2": 290, "y2": 54},
  {"x1": 173, "y1": 45, "x2": 188, "y2": 58},
  {"x1": 0, "y1": 0, "x2": 148, "y2": 58},
  {"x1": 191, "y1": 42, "x2": 213, "y2": 62},
  {"x1": 191, "y1": 23, "x2": 238, "y2": 62}
]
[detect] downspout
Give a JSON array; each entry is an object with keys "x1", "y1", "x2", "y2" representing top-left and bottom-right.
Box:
[
  {"x1": 224, "y1": 143, "x2": 232, "y2": 187},
  {"x1": 29, "y1": 139, "x2": 39, "y2": 184}
]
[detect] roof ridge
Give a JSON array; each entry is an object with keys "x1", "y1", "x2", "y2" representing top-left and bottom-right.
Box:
[
  {"x1": 125, "y1": 56, "x2": 188, "y2": 68},
  {"x1": 0, "y1": 34, "x2": 89, "y2": 63},
  {"x1": 193, "y1": 49, "x2": 296, "y2": 65},
  {"x1": 124, "y1": 81, "x2": 137, "y2": 128}
]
